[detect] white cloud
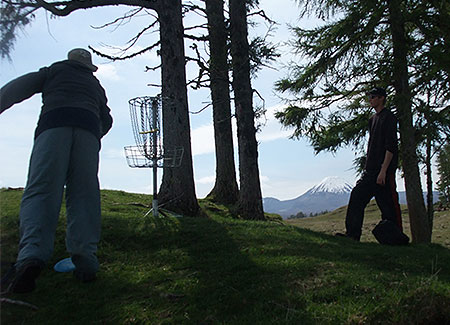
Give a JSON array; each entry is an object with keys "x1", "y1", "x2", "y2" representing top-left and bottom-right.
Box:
[
  {"x1": 260, "y1": 177, "x2": 317, "y2": 200},
  {"x1": 101, "y1": 147, "x2": 126, "y2": 160},
  {"x1": 257, "y1": 104, "x2": 292, "y2": 142},
  {"x1": 191, "y1": 123, "x2": 215, "y2": 156},
  {"x1": 191, "y1": 104, "x2": 291, "y2": 157},
  {"x1": 96, "y1": 64, "x2": 120, "y2": 81}
]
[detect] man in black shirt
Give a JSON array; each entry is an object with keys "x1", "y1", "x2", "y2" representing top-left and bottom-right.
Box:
[{"x1": 338, "y1": 87, "x2": 402, "y2": 241}]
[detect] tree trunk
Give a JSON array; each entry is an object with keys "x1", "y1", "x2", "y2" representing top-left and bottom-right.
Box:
[
  {"x1": 229, "y1": 0, "x2": 264, "y2": 220},
  {"x1": 387, "y1": 0, "x2": 431, "y2": 243},
  {"x1": 205, "y1": 0, "x2": 239, "y2": 204},
  {"x1": 426, "y1": 130, "x2": 434, "y2": 230},
  {"x1": 157, "y1": 0, "x2": 199, "y2": 216}
]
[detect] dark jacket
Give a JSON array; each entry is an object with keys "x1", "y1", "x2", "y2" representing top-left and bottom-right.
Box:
[
  {"x1": 0, "y1": 60, "x2": 112, "y2": 139},
  {"x1": 364, "y1": 107, "x2": 398, "y2": 175}
]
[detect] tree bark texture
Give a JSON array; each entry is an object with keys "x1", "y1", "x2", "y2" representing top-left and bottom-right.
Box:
[
  {"x1": 387, "y1": 0, "x2": 431, "y2": 243},
  {"x1": 157, "y1": 0, "x2": 199, "y2": 216},
  {"x1": 205, "y1": 0, "x2": 239, "y2": 204},
  {"x1": 229, "y1": 0, "x2": 265, "y2": 220}
]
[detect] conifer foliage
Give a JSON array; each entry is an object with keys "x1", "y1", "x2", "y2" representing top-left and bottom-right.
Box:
[{"x1": 275, "y1": 0, "x2": 449, "y2": 243}]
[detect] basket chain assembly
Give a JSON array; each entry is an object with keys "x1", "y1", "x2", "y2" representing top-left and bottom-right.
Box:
[{"x1": 124, "y1": 96, "x2": 184, "y2": 217}]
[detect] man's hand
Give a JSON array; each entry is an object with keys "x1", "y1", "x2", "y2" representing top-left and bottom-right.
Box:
[
  {"x1": 377, "y1": 150, "x2": 393, "y2": 186},
  {"x1": 377, "y1": 169, "x2": 386, "y2": 185}
]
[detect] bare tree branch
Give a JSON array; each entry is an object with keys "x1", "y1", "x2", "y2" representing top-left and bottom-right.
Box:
[
  {"x1": 183, "y1": 33, "x2": 208, "y2": 42},
  {"x1": 123, "y1": 20, "x2": 159, "y2": 51},
  {"x1": 91, "y1": 7, "x2": 145, "y2": 30},
  {"x1": 248, "y1": 9, "x2": 276, "y2": 25},
  {"x1": 184, "y1": 23, "x2": 208, "y2": 32},
  {"x1": 185, "y1": 42, "x2": 209, "y2": 89},
  {"x1": 1, "y1": 297, "x2": 38, "y2": 310},
  {"x1": 189, "y1": 102, "x2": 211, "y2": 114},
  {"x1": 145, "y1": 63, "x2": 161, "y2": 72},
  {"x1": 29, "y1": 0, "x2": 158, "y2": 17},
  {"x1": 182, "y1": 1, "x2": 206, "y2": 18},
  {"x1": 89, "y1": 41, "x2": 160, "y2": 61}
]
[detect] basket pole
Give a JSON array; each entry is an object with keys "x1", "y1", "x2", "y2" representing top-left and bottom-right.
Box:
[{"x1": 151, "y1": 98, "x2": 159, "y2": 217}]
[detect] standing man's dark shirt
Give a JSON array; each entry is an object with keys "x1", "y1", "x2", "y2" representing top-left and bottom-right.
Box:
[{"x1": 365, "y1": 108, "x2": 398, "y2": 175}]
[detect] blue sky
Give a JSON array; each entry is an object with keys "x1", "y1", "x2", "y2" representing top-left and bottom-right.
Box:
[{"x1": 0, "y1": 0, "x2": 432, "y2": 200}]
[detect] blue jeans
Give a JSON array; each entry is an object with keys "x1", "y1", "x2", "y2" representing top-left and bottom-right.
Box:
[{"x1": 17, "y1": 127, "x2": 101, "y2": 274}]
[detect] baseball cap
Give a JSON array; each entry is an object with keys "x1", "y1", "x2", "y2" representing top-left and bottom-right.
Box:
[
  {"x1": 67, "y1": 48, "x2": 98, "y2": 72},
  {"x1": 368, "y1": 87, "x2": 387, "y2": 97}
]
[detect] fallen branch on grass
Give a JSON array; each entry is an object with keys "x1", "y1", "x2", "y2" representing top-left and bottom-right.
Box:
[
  {"x1": 111, "y1": 202, "x2": 150, "y2": 208},
  {"x1": 1, "y1": 297, "x2": 38, "y2": 310}
]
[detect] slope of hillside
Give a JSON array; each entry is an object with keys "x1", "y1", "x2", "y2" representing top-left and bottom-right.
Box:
[
  {"x1": 1, "y1": 189, "x2": 449, "y2": 324},
  {"x1": 286, "y1": 200, "x2": 450, "y2": 248}
]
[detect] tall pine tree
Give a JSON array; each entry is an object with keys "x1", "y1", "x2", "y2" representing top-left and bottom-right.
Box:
[
  {"x1": 276, "y1": 0, "x2": 449, "y2": 242},
  {"x1": 204, "y1": 0, "x2": 239, "y2": 204},
  {"x1": 229, "y1": 0, "x2": 265, "y2": 220}
]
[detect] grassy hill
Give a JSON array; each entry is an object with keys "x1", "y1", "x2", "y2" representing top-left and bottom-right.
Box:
[
  {"x1": 286, "y1": 201, "x2": 450, "y2": 249},
  {"x1": 1, "y1": 188, "x2": 449, "y2": 324}
]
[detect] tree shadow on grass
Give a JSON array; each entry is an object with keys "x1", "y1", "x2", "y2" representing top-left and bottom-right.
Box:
[
  {"x1": 1, "y1": 213, "x2": 311, "y2": 324},
  {"x1": 281, "y1": 225, "x2": 450, "y2": 281},
  {"x1": 172, "y1": 216, "x2": 313, "y2": 324},
  {"x1": 2, "y1": 210, "x2": 449, "y2": 324}
]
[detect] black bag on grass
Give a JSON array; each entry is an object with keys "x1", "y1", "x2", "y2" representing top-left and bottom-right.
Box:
[{"x1": 372, "y1": 220, "x2": 409, "y2": 245}]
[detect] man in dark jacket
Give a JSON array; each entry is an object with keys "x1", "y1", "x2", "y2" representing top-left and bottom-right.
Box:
[
  {"x1": 0, "y1": 49, "x2": 113, "y2": 293},
  {"x1": 337, "y1": 87, "x2": 402, "y2": 241}
]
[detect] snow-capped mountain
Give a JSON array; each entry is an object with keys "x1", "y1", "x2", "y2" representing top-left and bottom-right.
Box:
[
  {"x1": 263, "y1": 176, "x2": 353, "y2": 218},
  {"x1": 307, "y1": 176, "x2": 353, "y2": 195}
]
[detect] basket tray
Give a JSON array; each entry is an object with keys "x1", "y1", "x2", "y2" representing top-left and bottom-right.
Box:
[{"x1": 124, "y1": 145, "x2": 184, "y2": 168}]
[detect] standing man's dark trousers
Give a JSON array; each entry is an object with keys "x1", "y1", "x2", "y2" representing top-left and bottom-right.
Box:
[{"x1": 345, "y1": 171, "x2": 402, "y2": 241}]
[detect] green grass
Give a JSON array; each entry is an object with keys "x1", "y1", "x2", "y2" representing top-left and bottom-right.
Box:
[
  {"x1": 1, "y1": 188, "x2": 449, "y2": 324},
  {"x1": 286, "y1": 201, "x2": 450, "y2": 248}
]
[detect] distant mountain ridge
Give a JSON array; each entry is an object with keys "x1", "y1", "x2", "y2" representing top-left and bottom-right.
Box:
[{"x1": 263, "y1": 176, "x2": 439, "y2": 219}]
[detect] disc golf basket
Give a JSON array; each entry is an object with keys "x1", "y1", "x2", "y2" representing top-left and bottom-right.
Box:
[{"x1": 124, "y1": 96, "x2": 184, "y2": 217}]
